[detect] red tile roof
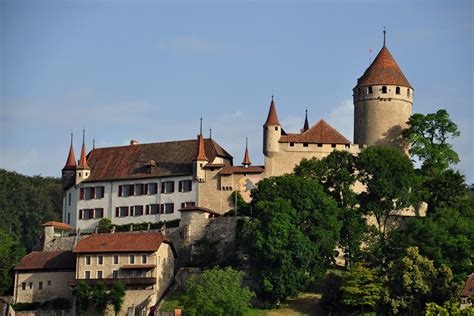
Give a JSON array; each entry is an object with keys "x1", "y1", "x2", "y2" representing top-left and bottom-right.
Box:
[
  {"x1": 279, "y1": 119, "x2": 351, "y2": 144},
  {"x1": 263, "y1": 97, "x2": 281, "y2": 127},
  {"x1": 219, "y1": 165, "x2": 265, "y2": 175},
  {"x1": 356, "y1": 46, "x2": 412, "y2": 88},
  {"x1": 179, "y1": 205, "x2": 221, "y2": 216},
  {"x1": 73, "y1": 232, "x2": 171, "y2": 253},
  {"x1": 63, "y1": 142, "x2": 77, "y2": 170},
  {"x1": 42, "y1": 221, "x2": 72, "y2": 231},
  {"x1": 83, "y1": 138, "x2": 232, "y2": 182},
  {"x1": 77, "y1": 143, "x2": 90, "y2": 170},
  {"x1": 15, "y1": 251, "x2": 76, "y2": 271},
  {"x1": 193, "y1": 133, "x2": 208, "y2": 161},
  {"x1": 461, "y1": 273, "x2": 474, "y2": 297}
]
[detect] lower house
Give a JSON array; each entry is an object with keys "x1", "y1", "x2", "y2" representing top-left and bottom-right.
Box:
[
  {"x1": 13, "y1": 251, "x2": 76, "y2": 306},
  {"x1": 461, "y1": 273, "x2": 474, "y2": 309},
  {"x1": 71, "y1": 231, "x2": 176, "y2": 316}
]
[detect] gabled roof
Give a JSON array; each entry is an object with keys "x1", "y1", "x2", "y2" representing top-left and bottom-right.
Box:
[
  {"x1": 42, "y1": 221, "x2": 72, "y2": 231},
  {"x1": 263, "y1": 97, "x2": 281, "y2": 127},
  {"x1": 355, "y1": 46, "x2": 412, "y2": 88},
  {"x1": 82, "y1": 138, "x2": 232, "y2": 182},
  {"x1": 15, "y1": 251, "x2": 76, "y2": 271},
  {"x1": 279, "y1": 119, "x2": 351, "y2": 144},
  {"x1": 73, "y1": 232, "x2": 174, "y2": 254}
]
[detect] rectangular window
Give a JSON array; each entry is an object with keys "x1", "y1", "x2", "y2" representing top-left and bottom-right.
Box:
[
  {"x1": 128, "y1": 184, "x2": 135, "y2": 196},
  {"x1": 119, "y1": 207, "x2": 129, "y2": 217},
  {"x1": 112, "y1": 270, "x2": 118, "y2": 278},
  {"x1": 86, "y1": 256, "x2": 91, "y2": 265},
  {"x1": 97, "y1": 271, "x2": 103, "y2": 279},
  {"x1": 98, "y1": 255, "x2": 104, "y2": 265},
  {"x1": 317, "y1": 143, "x2": 323, "y2": 147},
  {"x1": 48, "y1": 280, "x2": 51, "y2": 286},
  {"x1": 29, "y1": 282, "x2": 33, "y2": 289},
  {"x1": 161, "y1": 181, "x2": 175, "y2": 194},
  {"x1": 134, "y1": 205, "x2": 143, "y2": 216},
  {"x1": 331, "y1": 144, "x2": 336, "y2": 148},
  {"x1": 135, "y1": 184, "x2": 144, "y2": 196},
  {"x1": 113, "y1": 255, "x2": 119, "y2": 264},
  {"x1": 150, "y1": 204, "x2": 159, "y2": 215},
  {"x1": 179, "y1": 180, "x2": 192, "y2": 192},
  {"x1": 148, "y1": 183, "x2": 158, "y2": 195},
  {"x1": 303, "y1": 143, "x2": 309, "y2": 147},
  {"x1": 142, "y1": 255, "x2": 147, "y2": 264},
  {"x1": 79, "y1": 188, "x2": 84, "y2": 200},
  {"x1": 68, "y1": 193, "x2": 72, "y2": 206},
  {"x1": 129, "y1": 255, "x2": 135, "y2": 264},
  {"x1": 96, "y1": 186, "x2": 105, "y2": 199},
  {"x1": 118, "y1": 185, "x2": 123, "y2": 197},
  {"x1": 83, "y1": 209, "x2": 94, "y2": 220},
  {"x1": 161, "y1": 203, "x2": 174, "y2": 214},
  {"x1": 289, "y1": 142, "x2": 294, "y2": 147},
  {"x1": 84, "y1": 187, "x2": 93, "y2": 200},
  {"x1": 181, "y1": 202, "x2": 195, "y2": 209},
  {"x1": 39, "y1": 282, "x2": 43, "y2": 290},
  {"x1": 21, "y1": 282, "x2": 26, "y2": 290},
  {"x1": 85, "y1": 271, "x2": 91, "y2": 279},
  {"x1": 67, "y1": 213, "x2": 71, "y2": 224},
  {"x1": 95, "y1": 208, "x2": 104, "y2": 219}
]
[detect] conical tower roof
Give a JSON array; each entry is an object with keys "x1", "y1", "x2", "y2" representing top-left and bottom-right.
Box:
[
  {"x1": 355, "y1": 46, "x2": 412, "y2": 88},
  {"x1": 63, "y1": 134, "x2": 77, "y2": 170},
  {"x1": 241, "y1": 138, "x2": 251, "y2": 166},
  {"x1": 193, "y1": 133, "x2": 208, "y2": 161},
  {"x1": 263, "y1": 96, "x2": 281, "y2": 127},
  {"x1": 302, "y1": 109, "x2": 309, "y2": 132},
  {"x1": 77, "y1": 131, "x2": 90, "y2": 170}
]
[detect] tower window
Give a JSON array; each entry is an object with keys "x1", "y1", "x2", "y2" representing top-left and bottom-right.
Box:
[
  {"x1": 303, "y1": 143, "x2": 308, "y2": 147},
  {"x1": 382, "y1": 86, "x2": 387, "y2": 94},
  {"x1": 407, "y1": 89, "x2": 411, "y2": 97},
  {"x1": 274, "y1": 126, "x2": 278, "y2": 131},
  {"x1": 396, "y1": 87, "x2": 400, "y2": 94},
  {"x1": 289, "y1": 142, "x2": 294, "y2": 147},
  {"x1": 368, "y1": 87, "x2": 373, "y2": 94}
]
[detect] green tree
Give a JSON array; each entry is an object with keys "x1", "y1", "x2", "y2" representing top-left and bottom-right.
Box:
[
  {"x1": 91, "y1": 282, "x2": 108, "y2": 315},
  {"x1": 243, "y1": 175, "x2": 340, "y2": 303},
  {"x1": 97, "y1": 218, "x2": 113, "y2": 233},
  {"x1": 340, "y1": 264, "x2": 382, "y2": 312},
  {"x1": 180, "y1": 267, "x2": 255, "y2": 316},
  {"x1": 73, "y1": 281, "x2": 90, "y2": 316},
  {"x1": 357, "y1": 146, "x2": 419, "y2": 236},
  {"x1": 382, "y1": 247, "x2": 459, "y2": 315},
  {"x1": 0, "y1": 229, "x2": 25, "y2": 294},
  {"x1": 108, "y1": 282, "x2": 126, "y2": 316},
  {"x1": 295, "y1": 151, "x2": 366, "y2": 267},
  {"x1": 403, "y1": 109, "x2": 460, "y2": 176}
]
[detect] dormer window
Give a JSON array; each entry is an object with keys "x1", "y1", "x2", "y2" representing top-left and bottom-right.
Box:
[
  {"x1": 382, "y1": 86, "x2": 387, "y2": 94},
  {"x1": 396, "y1": 87, "x2": 401, "y2": 94},
  {"x1": 368, "y1": 86, "x2": 373, "y2": 94}
]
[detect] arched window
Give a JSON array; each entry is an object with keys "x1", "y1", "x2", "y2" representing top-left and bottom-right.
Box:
[
  {"x1": 382, "y1": 86, "x2": 387, "y2": 94},
  {"x1": 396, "y1": 87, "x2": 400, "y2": 94},
  {"x1": 407, "y1": 89, "x2": 411, "y2": 97},
  {"x1": 368, "y1": 86, "x2": 373, "y2": 94}
]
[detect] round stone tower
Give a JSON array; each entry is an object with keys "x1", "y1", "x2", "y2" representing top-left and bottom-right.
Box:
[{"x1": 353, "y1": 38, "x2": 413, "y2": 149}]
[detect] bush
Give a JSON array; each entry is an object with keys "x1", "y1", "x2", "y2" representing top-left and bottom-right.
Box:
[
  {"x1": 40, "y1": 297, "x2": 72, "y2": 310},
  {"x1": 97, "y1": 218, "x2": 113, "y2": 233},
  {"x1": 13, "y1": 302, "x2": 41, "y2": 311}
]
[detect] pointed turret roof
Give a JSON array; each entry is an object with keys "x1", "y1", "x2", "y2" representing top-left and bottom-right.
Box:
[
  {"x1": 302, "y1": 109, "x2": 309, "y2": 132},
  {"x1": 63, "y1": 134, "x2": 77, "y2": 170},
  {"x1": 242, "y1": 138, "x2": 251, "y2": 166},
  {"x1": 77, "y1": 131, "x2": 90, "y2": 170},
  {"x1": 263, "y1": 96, "x2": 281, "y2": 127},
  {"x1": 355, "y1": 46, "x2": 412, "y2": 88},
  {"x1": 193, "y1": 133, "x2": 208, "y2": 161}
]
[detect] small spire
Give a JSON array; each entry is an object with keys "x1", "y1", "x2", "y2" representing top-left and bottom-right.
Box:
[
  {"x1": 302, "y1": 109, "x2": 309, "y2": 132},
  {"x1": 242, "y1": 137, "x2": 251, "y2": 167},
  {"x1": 78, "y1": 129, "x2": 90, "y2": 169},
  {"x1": 200, "y1": 117, "x2": 203, "y2": 135},
  {"x1": 383, "y1": 26, "x2": 386, "y2": 47},
  {"x1": 93, "y1": 139, "x2": 95, "y2": 150},
  {"x1": 193, "y1": 119, "x2": 208, "y2": 161},
  {"x1": 209, "y1": 128, "x2": 212, "y2": 139},
  {"x1": 63, "y1": 133, "x2": 77, "y2": 170}
]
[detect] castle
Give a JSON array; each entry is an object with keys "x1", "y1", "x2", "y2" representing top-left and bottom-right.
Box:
[{"x1": 61, "y1": 35, "x2": 413, "y2": 231}]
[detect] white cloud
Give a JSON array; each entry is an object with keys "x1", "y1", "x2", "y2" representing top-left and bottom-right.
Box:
[{"x1": 157, "y1": 36, "x2": 215, "y2": 52}]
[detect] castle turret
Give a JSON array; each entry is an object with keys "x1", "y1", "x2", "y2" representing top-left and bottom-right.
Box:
[
  {"x1": 76, "y1": 130, "x2": 90, "y2": 185},
  {"x1": 193, "y1": 119, "x2": 208, "y2": 182},
  {"x1": 353, "y1": 31, "x2": 413, "y2": 150},
  {"x1": 242, "y1": 137, "x2": 252, "y2": 168},
  {"x1": 301, "y1": 109, "x2": 309, "y2": 133},
  {"x1": 62, "y1": 133, "x2": 77, "y2": 189},
  {"x1": 263, "y1": 96, "x2": 282, "y2": 156}
]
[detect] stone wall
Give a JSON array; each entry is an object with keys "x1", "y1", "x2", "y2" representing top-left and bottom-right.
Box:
[{"x1": 14, "y1": 271, "x2": 74, "y2": 304}]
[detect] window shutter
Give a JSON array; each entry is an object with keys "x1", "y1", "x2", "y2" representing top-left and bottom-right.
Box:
[
  {"x1": 118, "y1": 185, "x2": 122, "y2": 197},
  {"x1": 146, "y1": 205, "x2": 150, "y2": 215},
  {"x1": 178, "y1": 181, "x2": 182, "y2": 192},
  {"x1": 91, "y1": 187, "x2": 96, "y2": 199},
  {"x1": 79, "y1": 209, "x2": 83, "y2": 219},
  {"x1": 171, "y1": 181, "x2": 175, "y2": 193},
  {"x1": 144, "y1": 184, "x2": 148, "y2": 195},
  {"x1": 115, "y1": 207, "x2": 119, "y2": 217},
  {"x1": 130, "y1": 185, "x2": 135, "y2": 196},
  {"x1": 130, "y1": 206, "x2": 134, "y2": 216},
  {"x1": 125, "y1": 207, "x2": 129, "y2": 217},
  {"x1": 161, "y1": 183, "x2": 165, "y2": 194},
  {"x1": 80, "y1": 188, "x2": 84, "y2": 200}
]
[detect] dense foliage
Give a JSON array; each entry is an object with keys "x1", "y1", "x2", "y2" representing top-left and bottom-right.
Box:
[
  {"x1": 180, "y1": 267, "x2": 255, "y2": 316},
  {"x1": 73, "y1": 281, "x2": 126, "y2": 316}
]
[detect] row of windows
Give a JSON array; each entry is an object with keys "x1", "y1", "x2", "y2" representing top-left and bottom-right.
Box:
[
  {"x1": 79, "y1": 186, "x2": 105, "y2": 200},
  {"x1": 84, "y1": 269, "x2": 150, "y2": 280},
  {"x1": 85, "y1": 254, "x2": 148, "y2": 265},
  {"x1": 79, "y1": 208, "x2": 104, "y2": 220},
  {"x1": 359, "y1": 86, "x2": 411, "y2": 96},
  {"x1": 21, "y1": 280, "x2": 52, "y2": 290},
  {"x1": 289, "y1": 143, "x2": 350, "y2": 148},
  {"x1": 118, "y1": 180, "x2": 192, "y2": 197}
]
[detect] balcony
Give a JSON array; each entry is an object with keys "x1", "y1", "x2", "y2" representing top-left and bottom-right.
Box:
[{"x1": 69, "y1": 277, "x2": 156, "y2": 286}]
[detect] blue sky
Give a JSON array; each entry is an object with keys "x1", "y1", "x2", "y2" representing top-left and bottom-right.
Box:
[{"x1": 1, "y1": 0, "x2": 473, "y2": 182}]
